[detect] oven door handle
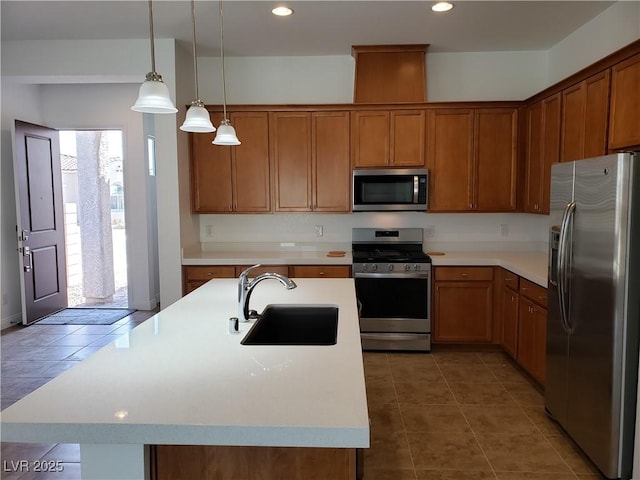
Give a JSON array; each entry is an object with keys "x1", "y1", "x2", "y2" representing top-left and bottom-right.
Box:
[{"x1": 354, "y1": 272, "x2": 430, "y2": 279}]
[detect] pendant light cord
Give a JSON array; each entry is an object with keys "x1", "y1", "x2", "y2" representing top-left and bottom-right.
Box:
[
  {"x1": 148, "y1": 0, "x2": 156, "y2": 73},
  {"x1": 219, "y1": 0, "x2": 228, "y2": 121},
  {"x1": 190, "y1": 0, "x2": 200, "y2": 100}
]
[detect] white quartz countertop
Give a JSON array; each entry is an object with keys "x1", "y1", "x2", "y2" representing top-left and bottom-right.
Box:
[
  {"x1": 428, "y1": 251, "x2": 548, "y2": 287},
  {"x1": 1, "y1": 279, "x2": 369, "y2": 448},
  {"x1": 182, "y1": 242, "x2": 352, "y2": 266}
]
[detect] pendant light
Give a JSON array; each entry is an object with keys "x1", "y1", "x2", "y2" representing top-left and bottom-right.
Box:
[
  {"x1": 131, "y1": 0, "x2": 178, "y2": 114},
  {"x1": 213, "y1": 0, "x2": 241, "y2": 145},
  {"x1": 180, "y1": 0, "x2": 215, "y2": 132}
]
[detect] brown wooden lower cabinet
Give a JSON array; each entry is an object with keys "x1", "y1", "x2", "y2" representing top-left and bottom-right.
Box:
[
  {"x1": 433, "y1": 267, "x2": 494, "y2": 343},
  {"x1": 183, "y1": 266, "x2": 237, "y2": 294},
  {"x1": 501, "y1": 285, "x2": 519, "y2": 358},
  {"x1": 497, "y1": 268, "x2": 548, "y2": 385},
  {"x1": 183, "y1": 264, "x2": 351, "y2": 295},
  {"x1": 151, "y1": 445, "x2": 358, "y2": 480}
]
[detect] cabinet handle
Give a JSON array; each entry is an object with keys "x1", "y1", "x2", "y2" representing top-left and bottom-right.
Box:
[
  {"x1": 538, "y1": 295, "x2": 546, "y2": 301},
  {"x1": 511, "y1": 295, "x2": 517, "y2": 302},
  {"x1": 319, "y1": 271, "x2": 326, "y2": 276}
]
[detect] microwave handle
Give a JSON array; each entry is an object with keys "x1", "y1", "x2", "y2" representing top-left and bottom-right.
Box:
[{"x1": 413, "y1": 176, "x2": 419, "y2": 203}]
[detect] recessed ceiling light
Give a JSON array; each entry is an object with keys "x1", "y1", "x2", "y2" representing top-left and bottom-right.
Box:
[
  {"x1": 272, "y1": 6, "x2": 293, "y2": 16},
  {"x1": 432, "y1": 2, "x2": 454, "y2": 12}
]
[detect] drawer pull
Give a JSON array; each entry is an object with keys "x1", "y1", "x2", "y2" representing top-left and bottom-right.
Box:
[
  {"x1": 460, "y1": 273, "x2": 468, "y2": 277},
  {"x1": 319, "y1": 272, "x2": 326, "y2": 276}
]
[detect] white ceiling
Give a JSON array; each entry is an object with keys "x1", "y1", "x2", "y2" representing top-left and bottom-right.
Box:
[{"x1": 1, "y1": 1, "x2": 615, "y2": 57}]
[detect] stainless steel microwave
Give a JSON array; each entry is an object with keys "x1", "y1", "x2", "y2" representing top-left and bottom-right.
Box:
[{"x1": 352, "y1": 168, "x2": 429, "y2": 212}]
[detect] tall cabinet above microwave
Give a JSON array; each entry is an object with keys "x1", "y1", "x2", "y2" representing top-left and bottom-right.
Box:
[{"x1": 352, "y1": 168, "x2": 428, "y2": 212}]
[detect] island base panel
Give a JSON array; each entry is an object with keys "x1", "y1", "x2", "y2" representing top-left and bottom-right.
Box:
[{"x1": 152, "y1": 445, "x2": 357, "y2": 480}]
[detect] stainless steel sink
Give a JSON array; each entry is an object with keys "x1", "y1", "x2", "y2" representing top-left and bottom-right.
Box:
[{"x1": 241, "y1": 304, "x2": 338, "y2": 346}]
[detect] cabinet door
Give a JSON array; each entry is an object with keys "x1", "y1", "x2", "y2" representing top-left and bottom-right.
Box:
[
  {"x1": 270, "y1": 112, "x2": 312, "y2": 211},
  {"x1": 501, "y1": 286, "x2": 519, "y2": 359},
  {"x1": 351, "y1": 111, "x2": 390, "y2": 167},
  {"x1": 390, "y1": 110, "x2": 426, "y2": 167},
  {"x1": 524, "y1": 94, "x2": 560, "y2": 214},
  {"x1": 517, "y1": 296, "x2": 547, "y2": 385},
  {"x1": 524, "y1": 102, "x2": 543, "y2": 213},
  {"x1": 474, "y1": 109, "x2": 517, "y2": 211},
  {"x1": 190, "y1": 113, "x2": 233, "y2": 213},
  {"x1": 433, "y1": 281, "x2": 493, "y2": 343},
  {"x1": 609, "y1": 53, "x2": 640, "y2": 150},
  {"x1": 231, "y1": 112, "x2": 271, "y2": 212},
  {"x1": 561, "y1": 71, "x2": 610, "y2": 162},
  {"x1": 426, "y1": 109, "x2": 474, "y2": 211},
  {"x1": 312, "y1": 112, "x2": 351, "y2": 212}
]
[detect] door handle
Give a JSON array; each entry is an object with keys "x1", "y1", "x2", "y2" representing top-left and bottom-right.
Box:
[
  {"x1": 19, "y1": 229, "x2": 29, "y2": 242},
  {"x1": 557, "y1": 201, "x2": 576, "y2": 333},
  {"x1": 23, "y1": 246, "x2": 32, "y2": 272}
]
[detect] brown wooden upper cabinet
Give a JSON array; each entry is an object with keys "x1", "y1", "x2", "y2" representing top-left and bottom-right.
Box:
[
  {"x1": 524, "y1": 93, "x2": 561, "y2": 214},
  {"x1": 426, "y1": 108, "x2": 517, "y2": 212},
  {"x1": 190, "y1": 112, "x2": 271, "y2": 213},
  {"x1": 270, "y1": 111, "x2": 351, "y2": 212},
  {"x1": 609, "y1": 53, "x2": 640, "y2": 150},
  {"x1": 561, "y1": 70, "x2": 610, "y2": 162},
  {"x1": 351, "y1": 109, "x2": 426, "y2": 168}
]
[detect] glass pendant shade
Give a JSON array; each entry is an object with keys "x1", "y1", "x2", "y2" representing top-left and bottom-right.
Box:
[
  {"x1": 131, "y1": 72, "x2": 178, "y2": 114},
  {"x1": 213, "y1": 120, "x2": 241, "y2": 145},
  {"x1": 180, "y1": 101, "x2": 215, "y2": 132}
]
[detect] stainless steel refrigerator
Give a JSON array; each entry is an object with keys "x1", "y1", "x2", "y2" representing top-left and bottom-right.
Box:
[{"x1": 546, "y1": 152, "x2": 640, "y2": 479}]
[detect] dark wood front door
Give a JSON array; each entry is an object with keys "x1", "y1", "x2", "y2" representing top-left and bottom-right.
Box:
[{"x1": 13, "y1": 120, "x2": 67, "y2": 324}]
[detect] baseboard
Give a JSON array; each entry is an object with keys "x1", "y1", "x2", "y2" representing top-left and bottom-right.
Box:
[{"x1": 1, "y1": 312, "x2": 23, "y2": 330}]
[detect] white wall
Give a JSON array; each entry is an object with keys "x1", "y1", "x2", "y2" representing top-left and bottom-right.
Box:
[
  {"x1": 0, "y1": 81, "x2": 44, "y2": 329},
  {"x1": 548, "y1": 1, "x2": 640, "y2": 85},
  {"x1": 197, "y1": 50, "x2": 548, "y2": 104},
  {"x1": 198, "y1": 212, "x2": 549, "y2": 252},
  {"x1": 426, "y1": 50, "x2": 548, "y2": 101}
]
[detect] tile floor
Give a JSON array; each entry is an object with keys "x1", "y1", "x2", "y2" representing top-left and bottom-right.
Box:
[
  {"x1": 1, "y1": 309, "x2": 156, "y2": 480},
  {"x1": 1, "y1": 320, "x2": 607, "y2": 480},
  {"x1": 363, "y1": 349, "x2": 607, "y2": 480}
]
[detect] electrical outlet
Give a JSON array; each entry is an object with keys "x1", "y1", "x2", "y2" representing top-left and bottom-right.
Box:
[
  {"x1": 500, "y1": 224, "x2": 509, "y2": 237},
  {"x1": 314, "y1": 225, "x2": 324, "y2": 237},
  {"x1": 205, "y1": 224, "x2": 215, "y2": 237},
  {"x1": 425, "y1": 225, "x2": 435, "y2": 237}
]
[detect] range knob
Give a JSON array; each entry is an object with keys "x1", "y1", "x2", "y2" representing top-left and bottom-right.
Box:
[
  {"x1": 362, "y1": 264, "x2": 369, "y2": 272},
  {"x1": 388, "y1": 264, "x2": 394, "y2": 272},
  {"x1": 414, "y1": 264, "x2": 420, "y2": 271},
  {"x1": 371, "y1": 264, "x2": 378, "y2": 272},
  {"x1": 404, "y1": 264, "x2": 411, "y2": 271}
]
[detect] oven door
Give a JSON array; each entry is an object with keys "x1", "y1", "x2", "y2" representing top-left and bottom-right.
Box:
[{"x1": 354, "y1": 272, "x2": 430, "y2": 333}]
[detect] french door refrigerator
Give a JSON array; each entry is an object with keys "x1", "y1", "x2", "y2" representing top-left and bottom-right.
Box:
[{"x1": 546, "y1": 152, "x2": 640, "y2": 479}]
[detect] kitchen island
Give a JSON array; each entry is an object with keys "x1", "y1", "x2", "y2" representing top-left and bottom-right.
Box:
[{"x1": 1, "y1": 278, "x2": 369, "y2": 479}]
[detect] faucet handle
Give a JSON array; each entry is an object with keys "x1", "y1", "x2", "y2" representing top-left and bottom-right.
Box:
[{"x1": 239, "y1": 264, "x2": 262, "y2": 280}]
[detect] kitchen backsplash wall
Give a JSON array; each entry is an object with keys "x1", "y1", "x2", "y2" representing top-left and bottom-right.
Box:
[{"x1": 198, "y1": 213, "x2": 549, "y2": 252}]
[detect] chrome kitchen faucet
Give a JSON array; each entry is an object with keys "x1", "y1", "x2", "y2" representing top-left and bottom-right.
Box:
[{"x1": 238, "y1": 264, "x2": 297, "y2": 322}]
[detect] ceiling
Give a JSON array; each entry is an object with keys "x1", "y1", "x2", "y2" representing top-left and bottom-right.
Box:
[{"x1": 1, "y1": 1, "x2": 615, "y2": 57}]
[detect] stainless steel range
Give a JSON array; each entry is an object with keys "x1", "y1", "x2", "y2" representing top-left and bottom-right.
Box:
[{"x1": 352, "y1": 228, "x2": 431, "y2": 352}]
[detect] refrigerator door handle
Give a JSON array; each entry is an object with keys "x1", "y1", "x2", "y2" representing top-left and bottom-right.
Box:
[{"x1": 557, "y1": 201, "x2": 576, "y2": 334}]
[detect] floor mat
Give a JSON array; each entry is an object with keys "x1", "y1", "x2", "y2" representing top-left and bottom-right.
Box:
[{"x1": 36, "y1": 308, "x2": 136, "y2": 325}]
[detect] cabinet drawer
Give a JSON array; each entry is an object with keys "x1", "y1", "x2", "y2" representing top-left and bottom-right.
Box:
[
  {"x1": 435, "y1": 267, "x2": 493, "y2": 282},
  {"x1": 290, "y1": 266, "x2": 351, "y2": 278},
  {"x1": 235, "y1": 265, "x2": 289, "y2": 277},
  {"x1": 520, "y1": 278, "x2": 547, "y2": 307},
  {"x1": 503, "y1": 270, "x2": 519, "y2": 290},
  {"x1": 184, "y1": 266, "x2": 236, "y2": 281}
]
